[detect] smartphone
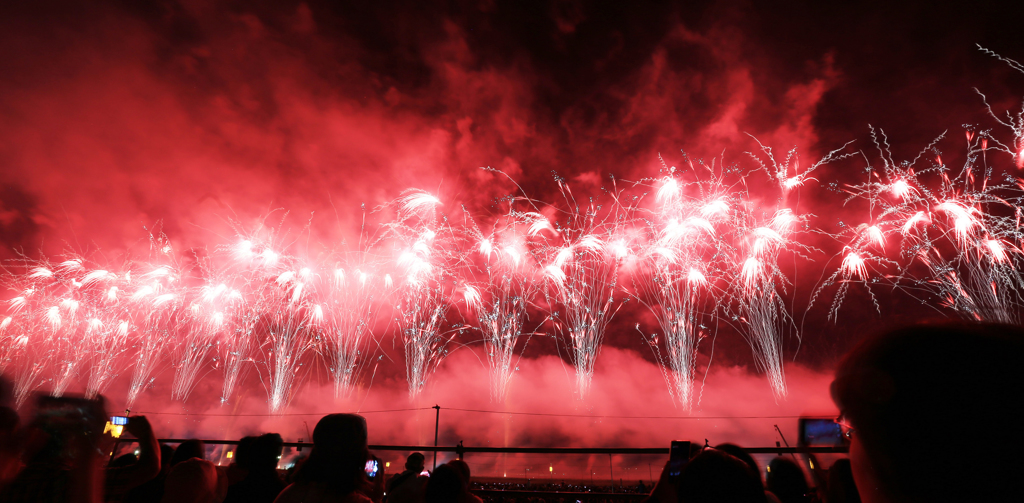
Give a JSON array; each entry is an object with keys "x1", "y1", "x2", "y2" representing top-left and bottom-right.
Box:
[
  {"x1": 798, "y1": 417, "x2": 845, "y2": 446},
  {"x1": 35, "y1": 395, "x2": 106, "y2": 431},
  {"x1": 34, "y1": 394, "x2": 108, "y2": 454},
  {"x1": 365, "y1": 459, "x2": 379, "y2": 478},
  {"x1": 110, "y1": 416, "x2": 129, "y2": 426},
  {"x1": 668, "y1": 440, "x2": 691, "y2": 477}
]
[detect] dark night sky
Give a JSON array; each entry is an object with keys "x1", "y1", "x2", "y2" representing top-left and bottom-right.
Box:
[{"x1": 2, "y1": 0, "x2": 1023, "y2": 378}]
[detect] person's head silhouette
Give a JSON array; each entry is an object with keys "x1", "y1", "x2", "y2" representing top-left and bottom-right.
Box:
[{"x1": 831, "y1": 321, "x2": 1024, "y2": 503}]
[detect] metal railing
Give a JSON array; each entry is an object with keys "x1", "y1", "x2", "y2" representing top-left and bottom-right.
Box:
[{"x1": 114, "y1": 438, "x2": 849, "y2": 455}]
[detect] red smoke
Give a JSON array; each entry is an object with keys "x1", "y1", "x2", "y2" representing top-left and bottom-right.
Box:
[{"x1": 120, "y1": 347, "x2": 837, "y2": 479}]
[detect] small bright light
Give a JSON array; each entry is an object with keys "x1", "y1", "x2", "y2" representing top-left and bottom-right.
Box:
[
  {"x1": 549, "y1": 466, "x2": 553, "y2": 472},
  {"x1": 226, "y1": 451, "x2": 233, "y2": 459},
  {"x1": 385, "y1": 462, "x2": 390, "y2": 468}
]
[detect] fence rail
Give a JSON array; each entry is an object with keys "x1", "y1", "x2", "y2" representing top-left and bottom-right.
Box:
[
  {"x1": 115, "y1": 438, "x2": 848, "y2": 455},
  {"x1": 473, "y1": 490, "x2": 647, "y2": 500}
]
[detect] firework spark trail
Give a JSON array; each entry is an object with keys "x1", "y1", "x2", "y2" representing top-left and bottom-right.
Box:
[
  {"x1": 727, "y1": 209, "x2": 802, "y2": 400},
  {"x1": 631, "y1": 168, "x2": 731, "y2": 410},
  {"x1": 83, "y1": 311, "x2": 132, "y2": 399},
  {"x1": 73, "y1": 261, "x2": 133, "y2": 399},
  {"x1": 539, "y1": 179, "x2": 630, "y2": 399},
  {"x1": 214, "y1": 236, "x2": 284, "y2": 404},
  {"x1": 216, "y1": 284, "x2": 258, "y2": 405},
  {"x1": 257, "y1": 264, "x2": 319, "y2": 413},
  {"x1": 382, "y1": 190, "x2": 465, "y2": 398},
  {"x1": 1, "y1": 260, "x2": 63, "y2": 407},
  {"x1": 730, "y1": 142, "x2": 850, "y2": 399},
  {"x1": 124, "y1": 265, "x2": 181, "y2": 409},
  {"x1": 36, "y1": 259, "x2": 90, "y2": 397},
  {"x1": 824, "y1": 122, "x2": 1024, "y2": 323},
  {"x1": 169, "y1": 284, "x2": 223, "y2": 402},
  {"x1": 311, "y1": 254, "x2": 388, "y2": 399},
  {"x1": 461, "y1": 205, "x2": 546, "y2": 403}
]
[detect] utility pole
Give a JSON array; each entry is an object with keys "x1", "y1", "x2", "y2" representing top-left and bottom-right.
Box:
[
  {"x1": 433, "y1": 405, "x2": 441, "y2": 470},
  {"x1": 608, "y1": 453, "x2": 614, "y2": 492}
]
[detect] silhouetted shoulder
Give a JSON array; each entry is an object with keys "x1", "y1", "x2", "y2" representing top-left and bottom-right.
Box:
[{"x1": 275, "y1": 482, "x2": 374, "y2": 503}]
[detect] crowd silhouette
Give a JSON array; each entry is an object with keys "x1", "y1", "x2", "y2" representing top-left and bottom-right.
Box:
[{"x1": 0, "y1": 320, "x2": 1020, "y2": 503}]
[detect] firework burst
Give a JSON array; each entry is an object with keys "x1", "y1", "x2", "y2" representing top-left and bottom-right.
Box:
[
  {"x1": 631, "y1": 164, "x2": 732, "y2": 410},
  {"x1": 461, "y1": 202, "x2": 546, "y2": 403},
  {"x1": 537, "y1": 178, "x2": 630, "y2": 399}
]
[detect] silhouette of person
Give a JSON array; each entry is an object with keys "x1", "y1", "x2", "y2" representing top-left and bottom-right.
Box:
[
  {"x1": 275, "y1": 414, "x2": 383, "y2": 503},
  {"x1": 831, "y1": 321, "x2": 1024, "y2": 503}
]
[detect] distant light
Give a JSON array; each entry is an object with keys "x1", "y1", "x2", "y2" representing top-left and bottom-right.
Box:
[
  {"x1": 549, "y1": 466, "x2": 553, "y2": 472},
  {"x1": 809, "y1": 460, "x2": 815, "y2": 469},
  {"x1": 226, "y1": 451, "x2": 234, "y2": 459},
  {"x1": 385, "y1": 462, "x2": 390, "y2": 468}
]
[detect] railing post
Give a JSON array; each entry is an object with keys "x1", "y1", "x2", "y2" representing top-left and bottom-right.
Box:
[
  {"x1": 433, "y1": 405, "x2": 441, "y2": 470},
  {"x1": 608, "y1": 453, "x2": 614, "y2": 492}
]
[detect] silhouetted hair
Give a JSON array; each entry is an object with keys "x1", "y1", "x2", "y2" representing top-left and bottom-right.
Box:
[
  {"x1": 825, "y1": 459, "x2": 859, "y2": 503},
  {"x1": 831, "y1": 321, "x2": 1024, "y2": 502},
  {"x1": 171, "y1": 439, "x2": 206, "y2": 466},
  {"x1": 715, "y1": 443, "x2": 763, "y2": 487},
  {"x1": 766, "y1": 457, "x2": 808, "y2": 503},
  {"x1": 677, "y1": 449, "x2": 766, "y2": 503},
  {"x1": 158, "y1": 443, "x2": 175, "y2": 472},
  {"x1": 424, "y1": 463, "x2": 463, "y2": 503},
  {"x1": 293, "y1": 413, "x2": 369, "y2": 497},
  {"x1": 406, "y1": 452, "x2": 426, "y2": 471},
  {"x1": 447, "y1": 459, "x2": 471, "y2": 488},
  {"x1": 251, "y1": 433, "x2": 284, "y2": 472},
  {"x1": 234, "y1": 436, "x2": 257, "y2": 470}
]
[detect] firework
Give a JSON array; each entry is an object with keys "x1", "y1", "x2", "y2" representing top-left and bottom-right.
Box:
[
  {"x1": 631, "y1": 166, "x2": 731, "y2": 410},
  {"x1": 537, "y1": 179, "x2": 630, "y2": 399},
  {"x1": 310, "y1": 253, "x2": 388, "y2": 399},
  {"x1": 169, "y1": 284, "x2": 222, "y2": 402},
  {"x1": 1, "y1": 260, "x2": 61, "y2": 406},
  {"x1": 75, "y1": 262, "x2": 133, "y2": 399},
  {"x1": 383, "y1": 190, "x2": 465, "y2": 398},
  {"x1": 824, "y1": 125, "x2": 1024, "y2": 323},
  {"x1": 124, "y1": 265, "x2": 181, "y2": 409},
  {"x1": 728, "y1": 142, "x2": 851, "y2": 399},
  {"x1": 461, "y1": 202, "x2": 546, "y2": 402},
  {"x1": 213, "y1": 236, "x2": 283, "y2": 404},
  {"x1": 258, "y1": 264, "x2": 318, "y2": 412}
]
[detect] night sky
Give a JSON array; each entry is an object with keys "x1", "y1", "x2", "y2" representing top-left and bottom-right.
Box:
[{"x1": 1, "y1": 1, "x2": 1023, "y2": 448}]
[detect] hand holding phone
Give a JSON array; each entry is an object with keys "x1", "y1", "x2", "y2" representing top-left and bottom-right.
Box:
[
  {"x1": 365, "y1": 458, "x2": 380, "y2": 478},
  {"x1": 668, "y1": 440, "x2": 691, "y2": 477}
]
